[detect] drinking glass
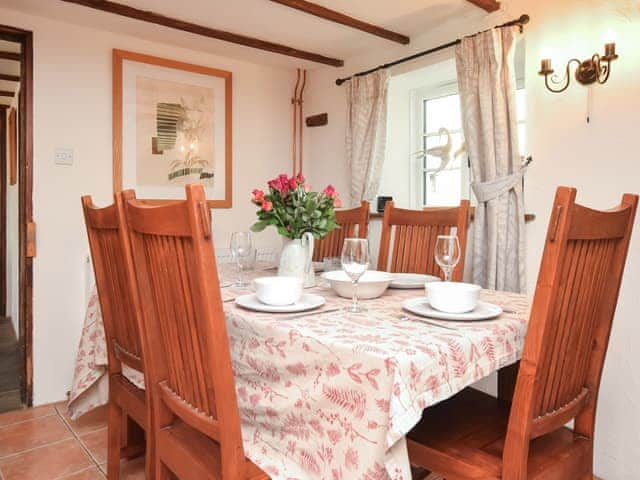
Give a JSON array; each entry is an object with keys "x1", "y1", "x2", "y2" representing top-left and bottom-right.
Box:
[
  {"x1": 434, "y1": 235, "x2": 461, "y2": 282},
  {"x1": 230, "y1": 231, "x2": 255, "y2": 288},
  {"x1": 341, "y1": 238, "x2": 370, "y2": 313}
]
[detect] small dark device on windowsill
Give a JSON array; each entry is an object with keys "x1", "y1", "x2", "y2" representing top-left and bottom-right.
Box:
[{"x1": 377, "y1": 196, "x2": 393, "y2": 213}]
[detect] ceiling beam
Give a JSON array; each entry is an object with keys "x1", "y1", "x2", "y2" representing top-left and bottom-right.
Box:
[
  {"x1": 0, "y1": 91, "x2": 16, "y2": 97},
  {"x1": 59, "y1": 0, "x2": 344, "y2": 67},
  {"x1": 465, "y1": 0, "x2": 501, "y2": 13},
  {"x1": 0, "y1": 74, "x2": 20, "y2": 82},
  {"x1": 0, "y1": 51, "x2": 21, "y2": 61},
  {"x1": 268, "y1": 0, "x2": 410, "y2": 45}
]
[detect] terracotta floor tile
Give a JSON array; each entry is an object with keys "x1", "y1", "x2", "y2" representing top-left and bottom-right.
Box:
[
  {"x1": 0, "y1": 438, "x2": 93, "y2": 480},
  {"x1": 0, "y1": 415, "x2": 72, "y2": 458},
  {"x1": 58, "y1": 466, "x2": 105, "y2": 479},
  {"x1": 79, "y1": 428, "x2": 107, "y2": 464},
  {"x1": 101, "y1": 456, "x2": 145, "y2": 480},
  {"x1": 57, "y1": 404, "x2": 107, "y2": 436},
  {"x1": 0, "y1": 405, "x2": 56, "y2": 428}
]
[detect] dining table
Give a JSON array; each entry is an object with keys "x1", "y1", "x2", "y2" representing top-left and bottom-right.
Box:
[{"x1": 68, "y1": 263, "x2": 530, "y2": 480}]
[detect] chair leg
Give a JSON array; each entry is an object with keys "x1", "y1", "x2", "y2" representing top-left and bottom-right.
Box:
[
  {"x1": 157, "y1": 458, "x2": 173, "y2": 480},
  {"x1": 107, "y1": 401, "x2": 122, "y2": 480},
  {"x1": 144, "y1": 435, "x2": 156, "y2": 480}
]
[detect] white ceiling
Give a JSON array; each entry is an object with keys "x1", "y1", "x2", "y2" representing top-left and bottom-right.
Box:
[
  {"x1": 0, "y1": 0, "x2": 489, "y2": 69},
  {"x1": 0, "y1": 39, "x2": 20, "y2": 107}
]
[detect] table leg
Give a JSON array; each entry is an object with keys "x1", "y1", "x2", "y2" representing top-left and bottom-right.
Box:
[{"x1": 498, "y1": 361, "x2": 520, "y2": 403}]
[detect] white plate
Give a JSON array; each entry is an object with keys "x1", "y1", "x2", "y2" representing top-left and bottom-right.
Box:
[
  {"x1": 402, "y1": 298, "x2": 503, "y2": 321},
  {"x1": 390, "y1": 273, "x2": 441, "y2": 289},
  {"x1": 235, "y1": 293, "x2": 326, "y2": 313}
]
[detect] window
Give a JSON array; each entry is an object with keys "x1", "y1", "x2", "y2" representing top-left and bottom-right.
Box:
[{"x1": 416, "y1": 88, "x2": 526, "y2": 207}]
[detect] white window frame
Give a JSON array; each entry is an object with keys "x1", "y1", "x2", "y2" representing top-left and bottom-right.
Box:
[{"x1": 409, "y1": 81, "x2": 526, "y2": 209}]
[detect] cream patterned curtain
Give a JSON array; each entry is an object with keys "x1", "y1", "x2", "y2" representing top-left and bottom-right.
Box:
[
  {"x1": 456, "y1": 27, "x2": 526, "y2": 293},
  {"x1": 345, "y1": 70, "x2": 390, "y2": 206}
]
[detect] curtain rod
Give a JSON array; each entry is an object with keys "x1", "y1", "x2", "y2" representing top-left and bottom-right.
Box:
[{"x1": 335, "y1": 14, "x2": 530, "y2": 86}]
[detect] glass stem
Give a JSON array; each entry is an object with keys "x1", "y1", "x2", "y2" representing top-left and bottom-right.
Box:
[
  {"x1": 444, "y1": 268, "x2": 452, "y2": 282},
  {"x1": 238, "y1": 262, "x2": 244, "y2": 286},
  {"x1": 351, "y1": 280, "x2": 359, "y2": 312}
]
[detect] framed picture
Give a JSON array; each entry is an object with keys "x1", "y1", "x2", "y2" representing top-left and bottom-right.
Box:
[{"x1": 112, "y1": 49, "x2": 232, "y2": 208}]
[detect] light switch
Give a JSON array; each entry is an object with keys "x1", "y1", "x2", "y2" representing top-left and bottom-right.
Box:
[{"x1": 55, "y1": 148, "x2": 74, "y2": 166}]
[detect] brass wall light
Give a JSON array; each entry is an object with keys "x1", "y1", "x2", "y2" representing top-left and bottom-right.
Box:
[{"x1": 538, "y1": 41, "x2": 619, "y2": 93}]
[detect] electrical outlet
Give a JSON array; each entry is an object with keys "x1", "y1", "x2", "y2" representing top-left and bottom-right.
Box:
[{"x1": 55, "y1": 148, "x2": 74, "y2": 166}]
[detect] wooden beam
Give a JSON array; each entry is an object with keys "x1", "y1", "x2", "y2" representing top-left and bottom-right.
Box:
[
  {"x1": 0, "y1": 91, "x2": 16, "y2": 97},
  {"x1": 465, "y1": 0, "x2": 501, "y2": 13},
  {"x1": 59, "y1": 0, "x2": 344, "y2": 67},
  {"x1": 269, "y1": 0, "x2": 410, "y2": 45},
  {"x1": 0, "y1": 51, "x2": 21, "y2": 61},
  {"x1": 0, "y1": 74, "x2": 20, "y2": 82}
]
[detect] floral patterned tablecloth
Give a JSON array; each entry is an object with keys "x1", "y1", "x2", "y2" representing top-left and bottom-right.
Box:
[{"x1": 68, "y1": 267, "x2": 530, "y2": 480}]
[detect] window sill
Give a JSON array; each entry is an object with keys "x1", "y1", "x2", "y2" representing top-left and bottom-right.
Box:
[{"x1": 369, "y1": 210, "x2": 536, "y2": 223}]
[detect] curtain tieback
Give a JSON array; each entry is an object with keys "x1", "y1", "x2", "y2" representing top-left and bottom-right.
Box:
[{"x1": 471, "y1": 169, "x2": 525, "y2": 203}]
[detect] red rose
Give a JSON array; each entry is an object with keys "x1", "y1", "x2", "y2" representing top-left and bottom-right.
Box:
[
  {"x1": 296, "y1": 172, "x2": 305, "y2": 184},
  {"x1": 323, "y1": 184, "x2": 337, "y2": 198},
  {"x1": 262, "y1": 200, "x2": 273, "y2": 212},
  {"x1": 252, "y1": 189, "x2": 264, "y2": 203},
  {"x1": 288, "y1": 177, "x2": 298, "y2": 190}
]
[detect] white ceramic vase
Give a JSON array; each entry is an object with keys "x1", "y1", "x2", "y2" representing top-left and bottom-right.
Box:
[{"x1": 278, "y1": 232, "x2": 315, "y2": 288}]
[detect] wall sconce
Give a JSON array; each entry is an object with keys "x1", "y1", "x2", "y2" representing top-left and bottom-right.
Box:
[{"x1": 538, "y1": 41, "x2": 619, "y2": 93}]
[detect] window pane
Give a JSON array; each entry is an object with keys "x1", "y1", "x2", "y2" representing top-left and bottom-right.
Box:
[
  {"x1": 424, "y1": 168, "x2": 462, "y2": 207},
  {"x1": 425, "y1": 94, "x2": 462, "y2": 133}
]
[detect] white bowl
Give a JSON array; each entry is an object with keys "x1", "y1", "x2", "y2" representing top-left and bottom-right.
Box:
[
  {"x1": 425, "y1": 282, "x2": 481, "y2": 314},
  {"x1": 253, "y1": 276, "x2": 303, "y2": 306},
  {"x1": 322, "y1": 270, "x2": 393, "y2": 299}
]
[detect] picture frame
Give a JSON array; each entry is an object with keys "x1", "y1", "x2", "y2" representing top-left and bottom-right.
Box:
[{"x1": 112, "y1": 49, "x2": 232, "y2": 208}]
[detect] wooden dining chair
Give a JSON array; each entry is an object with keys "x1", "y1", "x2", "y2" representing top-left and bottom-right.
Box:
[
  {"x1": 407, "y1": 186, "x2": 638, "y2": 480},
  {"x1": 313, "y1": 200, "x2": 370, "y2": 261},
  {"x1": 377, "y1": 200, "x2": 470, "y2": 280},
  {"x1": 81, "y1": 194, "x2": 153, "y2": 480},
  {"x1": 122, "y1": 184, "x2": 268, "y2": 480}
]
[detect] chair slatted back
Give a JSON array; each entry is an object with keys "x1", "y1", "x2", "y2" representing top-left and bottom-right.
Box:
[
  {"x1": 82, "y1": 195, "x2": 143, "y2": 373},
  {"x1": 313, "y1": 201, "x2": 370, "y2": 261},
  {"x1": 377, "y1": 201, "x2": 470, "y2": 280},
  {"x1": 503, "y1": 187, "x2": 638, "y2": 478},
  {"x1": 123, "y1": 185, "x2": 246, "y2": 476}
]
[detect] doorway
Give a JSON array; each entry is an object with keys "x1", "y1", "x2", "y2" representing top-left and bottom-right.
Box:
[{"x1": 0, "y1": 24, "x2": 34, "y2": 410}]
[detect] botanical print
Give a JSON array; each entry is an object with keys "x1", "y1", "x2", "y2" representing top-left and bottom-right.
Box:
[{"x1": 136, "y1": 76, "x2": 215, "y2": 187}]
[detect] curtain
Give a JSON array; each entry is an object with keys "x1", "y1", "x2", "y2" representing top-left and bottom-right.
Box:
[
  {"x1": 455, "y1": 27, "x2": 526, "y2": 293},
  {"x1": 345, "y1": 70, "x2": 389, "y2": 206}
]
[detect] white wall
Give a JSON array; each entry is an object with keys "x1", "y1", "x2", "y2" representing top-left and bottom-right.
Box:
[
  {"x1": 305, "y1": 1, "x2": 640, "y2": 478},
  {"x1": 0, "y1": 6, "x2": 295, "y2": 406}
]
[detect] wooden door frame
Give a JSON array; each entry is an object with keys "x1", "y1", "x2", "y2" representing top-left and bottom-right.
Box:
[
  {"x1": 0, "y1": 24, "x2": 34, "y2": 407},
  {"x1": 0, "y1": 106, "x2": 6, "y2": 318}
]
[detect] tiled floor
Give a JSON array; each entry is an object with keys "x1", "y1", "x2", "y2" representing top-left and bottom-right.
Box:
[{"x1": 0, "y1": 402, "x2": 145, "y2": 480}]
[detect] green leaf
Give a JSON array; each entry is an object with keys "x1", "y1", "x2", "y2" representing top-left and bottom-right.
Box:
[{"x1": 251, "y1": 221, "x2": 269, "y2": 232}]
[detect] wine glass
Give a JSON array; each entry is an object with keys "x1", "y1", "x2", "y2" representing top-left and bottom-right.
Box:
[
  {"x1": 341, "y1": 238, "x2": 370, "y2": 313},
  {"x1": 230, "y1": 231, "x2": 255, "y2": 288},
  {"x1": 435, "y1": 235, "x2": 461, "y2": 282}
]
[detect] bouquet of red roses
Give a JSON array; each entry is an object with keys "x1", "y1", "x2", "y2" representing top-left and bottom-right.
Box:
[{"x1": 251, "y1": 173, "x2": 342, "y2": 240}]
